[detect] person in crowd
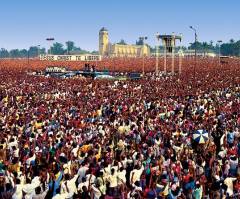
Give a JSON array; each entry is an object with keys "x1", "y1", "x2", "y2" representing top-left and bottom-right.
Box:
[{"x1": 0, "y1": 57, "x2": 239, "y2": 198}]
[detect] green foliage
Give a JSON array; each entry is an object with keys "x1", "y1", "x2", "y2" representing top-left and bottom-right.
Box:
[
  {"x1": 0, "y1": 48, "x2": 9, "y2": 58},
  {"x1": 28, "y1": 46, "x2": 39, "y2": 57},
  {"x1": 19, "y1": 49, "x2": 28, "y2": 58},
  {"x1": 66, "y1": 41, "x2": 75, "y2": 54},
  {"x1": 91, "y1": 51, "x2": 99, "y2": 55},
  {"x1": 187, "y1": 39, "x2": 240, "y2": 56},
  {"x1": 0, "y1": 46, "x2": 45, "y2": 58},
  {"x1": 9, "y1": 49, "x2": 20, "y2": 58},
  {"x1": 221, "y1": 40, "x2": 240, "y2": 56},
  {"x1": 49, "y1": 42, "x2": 65, "y2": 55}
]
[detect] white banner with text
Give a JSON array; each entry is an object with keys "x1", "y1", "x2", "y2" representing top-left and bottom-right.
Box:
[{"x1": 39, "y1": 54, "x2": 102, "y2": 61}]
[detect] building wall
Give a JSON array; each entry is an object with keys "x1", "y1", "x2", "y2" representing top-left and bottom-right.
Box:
[
  {"x1": 99, "y1": 30, "x2": 109, "y2": 56},
  {"x1": 99, "y1": 28, "x2": 150, "y2": 57},
  {"x1": 110, "y1": 44, "x2": 150, "y2": 57}
]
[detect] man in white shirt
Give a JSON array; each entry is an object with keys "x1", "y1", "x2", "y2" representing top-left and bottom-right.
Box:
[
  {"x1": 107, "y1": 168, "x2": 119, "y2": 197},
  {"x1": 107, "y1": 168, "x2": 118, "y2": 188},
  {"x1": 117, "y1": 167, "x2": 126, "y2": 186},
  {"x1": 52, "y1": 187, "x2": 68, "y2": 199},
  {"x1": 91, "y1": 183, "x2": 102, "y2": 199},
  {"x1": 12, "y1": 178, "x2": 24, "y2": 199},
  {"x1": 60, "y1": 173, "x2": 79, "y2": 199},
  {"x1": 32, "y1": 184, "x2": 49, "y2": 199},
  {"x1": 77, "y1": 177, "x2": 89, "y2": 193},
  {"x1": 224, "y1": 177, "x2": 237, "y2": 197},
  {"x1": 22, "y1": 177, "x2": 41, "y2": 199},
  {"x1": 130, "y1": 165, "x2": 144, "y2": 185},
  {"x1": 127, "y1": 183, "x2": 142, "y2": 199},
  {"x1": 26, "y1": 153, "x2": 36, "y2": 168}
]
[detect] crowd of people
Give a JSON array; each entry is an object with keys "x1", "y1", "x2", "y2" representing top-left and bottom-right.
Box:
[
  {"x1": 0, "y1": 57, "x2": 226, "y2": 73},
  {"x1": 0, "y1": 57, "x2": 239, "y2": 199}
]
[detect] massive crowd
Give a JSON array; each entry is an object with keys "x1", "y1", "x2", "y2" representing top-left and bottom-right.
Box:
[
  {"x1": 0, "y1": 57, "x2": 239, "y2": 199},
  {"x1": 0, "y1": 57, "x2": 218, "y2": 72}
]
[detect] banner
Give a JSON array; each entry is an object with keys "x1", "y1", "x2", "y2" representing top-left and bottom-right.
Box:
[{"x1": 39, "y1": 54, "x2": 102, "y2": 61}]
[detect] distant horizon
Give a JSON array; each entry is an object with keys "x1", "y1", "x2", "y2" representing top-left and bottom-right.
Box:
[
  {"x1": 0, "y1": 0, "x2": 239, "y2": 51},
  {"x1": 0, "y1": 34, "x2": 239, "y2": 52}
]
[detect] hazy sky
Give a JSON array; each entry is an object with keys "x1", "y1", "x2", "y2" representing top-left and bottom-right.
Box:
[{"x1": 0, "y1": 0, "x2": 239, "y2": 51}]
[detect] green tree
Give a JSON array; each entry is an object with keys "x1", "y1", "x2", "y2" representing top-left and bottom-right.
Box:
[
  {"x1": 220, "y1": 40, "x2": 240, "y2": 56},
  {"x1": 91, "y1": 50, "x2": 99, "y2": 55},
  {"x1": 65, "y1": 41, "x2": 75, "y2": 54},
  {"x1": 202, "y1": 42, "x2": 208, "y2": 56},
  {"x1": 19, "y1": 49, "x2": 28, "y2": 58},
  {"x1": 0, "y1": 48, "x2": 9, "y2": 58},
  {"x1": 209, "y1": 40, "x2": 214, "y2": 48},
  {"x1": 70, "y1": 46, "x2": 90, "y2": 54},
  {"x1": 28, "y1": 46, "x2": 39, "y2": 57},
  {"x1": 50, "y1": 42, "x2": 66, "y2": 55},
  {"x1": 235, "y1": 41, "x2": 240, "y2": 56},
  {"x1": 9, "y1": 49, "x2": 20, "y2": 58},
  {"x1": 39, "y1": 48, "x2": 46, "y2": 55}
]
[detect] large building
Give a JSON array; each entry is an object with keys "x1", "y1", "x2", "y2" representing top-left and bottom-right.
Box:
[{"x1": 99, "y1": 27, "x2": 150, "y2": 57}]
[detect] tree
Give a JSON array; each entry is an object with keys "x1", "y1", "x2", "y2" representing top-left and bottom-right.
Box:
[
  {"x1": 39, "y1": 48, "x2": 46, "y2": 55},
  {"x1": 0, "y1": 48, "x2": 9, "y2": 58},
  {"x1": 188, "y1": 41, "x2": 217, "y2": 54},
  {"x1": 202, "y1": 42, "x2": 208, "y2": 56},
  {"x1": 91, "y1": 50, "x2": 99, "y2": 55},
  {"x1": 19, "y1": 49, "x2": 28, "y2": 58},
  {"x1": 189, "y1": 41, "x2": 203, "y2": 50},
  {"x1": 9, "y1": 49, "x2": 20, "y2": 58},
  {"x1": 70, "y1": 47, "x2": 90, "y2": 54},
  {"x1": 220, "y1": 40, "x2": 240, "y2": 56},
  {"x1": 50, "y1": 42, "x2": 66, "y2": 55},
  {"x1": 65, "y1": 41, "x2": 75, "y2": 54},
  {"x1": 209, "y1": 40, "x2": 214, "y2": 48},
  {"x1": 235, "y1": 41, "x2": 240, "y2": 56},
  {"x1": 28, "y1": 46, "x2": 39, "y2": 57}
]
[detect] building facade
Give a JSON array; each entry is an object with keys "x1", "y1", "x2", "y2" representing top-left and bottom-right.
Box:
[{"x1": 99, "y1": 27, "x2": 150, "y2": 57}]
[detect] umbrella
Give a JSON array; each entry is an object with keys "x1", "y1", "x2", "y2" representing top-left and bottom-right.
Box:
[{"x1": 193, "y1": 129, "x2": 209, "y2": 144}]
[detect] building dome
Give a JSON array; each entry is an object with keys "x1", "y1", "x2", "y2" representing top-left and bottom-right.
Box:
[{"x1": 100, "y1": 27, "x2": 108, "y2": 32}]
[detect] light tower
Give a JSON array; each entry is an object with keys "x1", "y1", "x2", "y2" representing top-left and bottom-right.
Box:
[
  {"x1": 99, "y1": 27, "x2": 109, "y2": 57},
  {"x1": 158, "y1": 34, "x2": 182, "y2": 74}
]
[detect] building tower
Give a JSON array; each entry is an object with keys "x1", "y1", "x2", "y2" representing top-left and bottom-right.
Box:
[
  {"x1": 157, "y1": 34, "x2": 182, "y2": 74},
  {"x1": 99, "y1": 27, "x2": 109, "y2": 56}
]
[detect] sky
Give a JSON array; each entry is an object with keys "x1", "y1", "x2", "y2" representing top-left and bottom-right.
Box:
[{"x1": 0, "y1": 0, "x2": 239, "y2": 51}]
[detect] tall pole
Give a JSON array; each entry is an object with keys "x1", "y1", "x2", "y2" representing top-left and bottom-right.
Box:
[
  {"x1": 179, "y1": 50, "x2": 182, "y2": 75},
  {"x1": 194, "y1": 31, "x2": 197, "y2": 82},
  {"x1": 143, "y1": 54, "x2": 145, "y2": 75},
  {"x1": 217, "y1": 40, "x2": 222, "y2": 67},
  {"x1": 164, "y1": 40, "x2": 167, "y2": 74},
  {"x1": 179, "y1": 34, "x2": 183, "y2": 75},
  {"x1": 155, "y1": 33, "x2": 160, "y2": 75},
  {"x1": 27, "y1": 49, "x2": 29, "y2": 67},
  {"x1": 37, "y1": 45, "x2": 40, "y2": 59},
  {"x1": 171, "y1": 33, "x2": 175, "y2": 74},
  {"x1": 46, "y1": 38, "x2": 55, "y2": 55},
  {"x1": 140, "y1": 36, "x2": 147, "y2": 76},
  {"x1": 190, "y1": 26, "x2": 197, "y2": 84}
]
